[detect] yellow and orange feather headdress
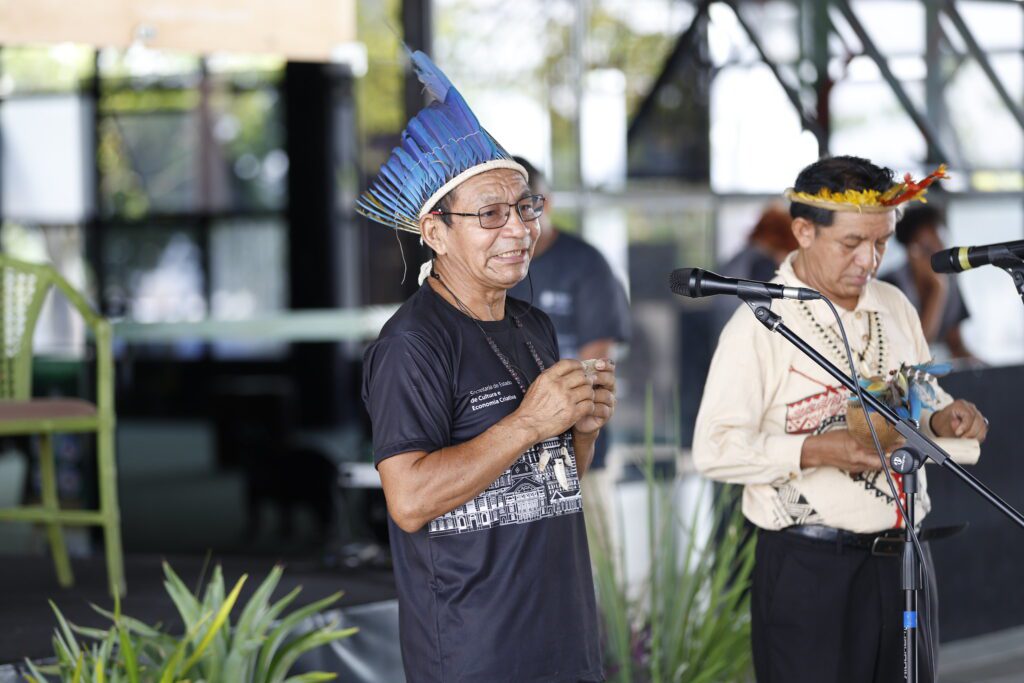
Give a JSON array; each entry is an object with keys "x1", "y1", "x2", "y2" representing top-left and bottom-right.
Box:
[{"x1": 784, "y1": 165, "x2": 949, "y2": 213}]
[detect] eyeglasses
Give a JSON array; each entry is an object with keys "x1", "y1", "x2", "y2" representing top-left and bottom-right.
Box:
[{"x1": 430, "y1": 194, "x2": 545, "y2": 229}]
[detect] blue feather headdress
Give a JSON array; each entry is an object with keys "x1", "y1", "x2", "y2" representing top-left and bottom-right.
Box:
[{"x1": 357, "y1": 50, "x2": 527, "y2": 234}]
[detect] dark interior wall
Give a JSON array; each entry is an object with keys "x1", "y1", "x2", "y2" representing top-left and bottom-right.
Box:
[{"x1": 927, "y1": 364, "x2": 1024, "y2": 641}]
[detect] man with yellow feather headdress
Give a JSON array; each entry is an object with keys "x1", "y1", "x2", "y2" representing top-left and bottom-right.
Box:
[{"x1": 694, "y1": 156, "x2": 988, "y2": 683}]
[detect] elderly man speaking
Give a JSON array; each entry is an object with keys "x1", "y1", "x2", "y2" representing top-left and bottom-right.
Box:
[
  {"x1": 694, "y1": 156, "x2": 988, "y2": 683},
  {"x1": 359, "y1": 52, "x2": 613, "y2": 683}
]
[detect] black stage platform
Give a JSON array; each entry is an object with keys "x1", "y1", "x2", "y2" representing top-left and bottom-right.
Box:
[{"x1": 0, "y1": 553, "x2": 397, "y2": 665}]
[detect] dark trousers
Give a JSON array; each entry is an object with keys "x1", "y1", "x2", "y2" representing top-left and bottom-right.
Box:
[{"x1": 752, "y1": 529, "x2": 939, "y2": 683}]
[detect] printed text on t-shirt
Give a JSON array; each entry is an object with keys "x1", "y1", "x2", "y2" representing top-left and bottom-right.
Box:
[{"x1": 468, "y1": 380, "x2": 517, "y2": 411}]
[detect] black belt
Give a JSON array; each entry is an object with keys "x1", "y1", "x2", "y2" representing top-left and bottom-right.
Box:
[{"x1": 781, "y1": 523, "x2": 967, "y2": 557}]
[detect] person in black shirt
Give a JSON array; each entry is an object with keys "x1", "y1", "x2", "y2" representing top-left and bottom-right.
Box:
[
  {"x1": 881, "y1": 204, "x2": 976, "y2": 360},
  {"x1": 358, "y1": 51, "x2": 615, "y2": 683},
  {"x1": 508, "y1": 157, "x2": 630, "y2": 470}
]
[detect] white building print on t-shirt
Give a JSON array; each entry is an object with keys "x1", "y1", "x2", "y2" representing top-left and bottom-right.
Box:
[{"x1": 427, "y1": 435, "x2": 583, "y2": 536}]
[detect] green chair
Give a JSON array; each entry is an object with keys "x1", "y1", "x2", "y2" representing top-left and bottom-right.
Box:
[{"x1": 0, "y1": 254, "x2": 124, "y2": 596}]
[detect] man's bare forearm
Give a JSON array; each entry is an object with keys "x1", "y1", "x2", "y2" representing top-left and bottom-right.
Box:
[
  {"x1": 572, "y1": 427, "x2": 598, "y2": 478},
  {"x1": 379, "y1": 412, "x2": 541, "y2": 532}
]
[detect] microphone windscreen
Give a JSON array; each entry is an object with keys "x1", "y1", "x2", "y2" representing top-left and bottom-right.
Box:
[
  {"x1": 669, "y1": 268, "x2": 697, "y2": 296},
  {"x1": 931, "y1": 249, "x2": 958, "y2": 274}
]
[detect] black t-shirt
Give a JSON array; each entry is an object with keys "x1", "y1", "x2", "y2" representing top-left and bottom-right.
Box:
[
  {"x1": 362, "y1": 282, "x2": 603, "y2": 683},
  {"x1": 509, "y1": 231, "x2": 630, "y2": 359},
  {"x1": 509, "y1": 231, "x2": 631, "y2": 469}
]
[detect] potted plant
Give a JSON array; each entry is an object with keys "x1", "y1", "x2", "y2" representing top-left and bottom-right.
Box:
[{"x1": 22, "y1": 562, "x2": 356, "y2": 683}]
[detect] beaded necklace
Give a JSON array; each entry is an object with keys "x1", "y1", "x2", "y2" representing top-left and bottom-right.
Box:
[
  {"x1": 432, "y1": 272, "x2": 573, "y2": 490},
  {"x1": 796, "y1": 301, "x2": 887, "y2": 377}
]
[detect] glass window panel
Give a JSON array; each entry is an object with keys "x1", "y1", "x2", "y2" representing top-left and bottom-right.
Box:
[
  {"x1": 99, "y1": 110, "x2": 201, "y2": 217},
  {"x1": 0, "y1": 45, "x2": 94, "y2": 94},
  {"x1": 208, "y1": 85, "x2": 287, "y2": 212},
  {"x1": 738, "y1": 1, "x2": 800, "y2": 65},
  {"x1": 1, "y1": 95, "x2": 92, "y2": 223},
  {"x1": 97, "y1": 47, "x2": 201, "y2": 80},
  {"x1": 710, "y1": 64, "x2": 819, "y2": 193},
  {"x1": 205, "y1": 53, "x2": 285, "y2": 75},
  {"x1": 945, "y1": 56, "x2": 1024, "y2": 172},
  {"x1": 356, "y1": 0, "x2": 404, "y2": 147},
  {"x1": 618, "y1": 201, "x2": 715, "y2": 446},
  {"x1": 210, "y1": 218, "x2": 287, "y2": 320},
  {"x1": 598, "y1": 0, "x2": 694, "y2": 37},
  {"x1": 953, "y1": 1, "x2": 1023, "y2": 53},
  {"x1": 830, "y1": 79, "x2": 927, "y2": 171},
  {"x1": 102, "y1": 227, "x2": 207, "y2": 323},
  {"x1": 708, "y1": 2, "x2": 760, "y2": 67},
  {"x1": 627, "y1": 201, "x2": 715, "y2": 299},
  {"x1": 847, "y1": 0, "x2": 925, "y2": 56},
  {"x1": 946, "y1": 198, "x2": 1024, "y2": 367},
  {"x1": 210, "y1": 218, "x2": 287, "y2": 358},
  {"x1": 716, "y1": 198, "x2": 779, "y2": 264}
]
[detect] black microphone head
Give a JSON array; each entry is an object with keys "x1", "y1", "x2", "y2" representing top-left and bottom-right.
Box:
[
  {"x1": 669, "y1": 268, "x2": 700, "y2": 297},
  {"x1": 931, "y1": 248, "x2": 960, "y2": 274}
]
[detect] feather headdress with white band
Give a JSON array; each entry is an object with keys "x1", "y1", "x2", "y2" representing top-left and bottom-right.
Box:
[{"x1": 356, "y1": 49, "x2": 527, "y2": 234}]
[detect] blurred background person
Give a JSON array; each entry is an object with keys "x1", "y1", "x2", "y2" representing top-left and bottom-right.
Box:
[
  {"x1": 883, "y1": 205, "x2": 976, "y2": 361},
  {"x1": 509, "y1": 156, "x2": 630, "y2": 470},
  {"x1": 710, "y1": 205, "x2": 799, "y2": 341},
  {"x1": 721, "y1": 204, "x2": 799, "y2": 282}
]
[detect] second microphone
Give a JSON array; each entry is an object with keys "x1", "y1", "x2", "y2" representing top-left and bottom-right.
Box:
[{"x1": 669, "y1": 268, "x2": 822, "y2": 301}]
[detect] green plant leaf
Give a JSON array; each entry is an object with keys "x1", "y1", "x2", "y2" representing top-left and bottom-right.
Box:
[
  {"x1": 38, "y1": 561, "x2": 356, "y2": 683},
  {"x1": 235, "y1": 565, "x2": 284, "y2": 644},
  {"x1": 266, "y1": 627, "x2": 358, "y2": 683},
  {"x1": 255, "y1": 593, "x2": 343, "y2": 682},
  {"x1": 89, "y1": 604, "x2": 163, "y2": 638},
  {"x1": 23, "y1": 657, "x2": 51, "y2": 683},
  {"x1": 69, "y1": 623, "x2": 113, "y2": 641},
  {"x1": 179, "y1": 573, "x2": 248, "y2": 678},
  {"x1": 253, "y1": 586, "x2": 302, "y2": 644},
  {"x1": 156, "y1": 611, "x2": 211, "y2": 683},
  {"x1": 118, "y1": 622, "x2": 140, "y2": 683},
  {"x1": 282, "y1": 673, "x2": 339, "y2": 683},
  {"x1": 162, "y1": 562, "x2": 202, "y2": 631},
  {"x1": 48, "y1": 601, "x2": 82, "y2": 662}
]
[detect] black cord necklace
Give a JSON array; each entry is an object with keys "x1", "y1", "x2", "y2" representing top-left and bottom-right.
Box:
[{"x1": 431, "y1": 270, "x2": 572, "y2": 490}]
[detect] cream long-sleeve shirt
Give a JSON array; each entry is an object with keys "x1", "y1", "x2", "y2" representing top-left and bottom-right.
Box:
[{"x1": 693, "y1": 253, "x2": 980, "y2": 534}]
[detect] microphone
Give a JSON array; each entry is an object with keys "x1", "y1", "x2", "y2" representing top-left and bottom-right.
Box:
[
  {"x1": 669, "y1": 268, "x2": 822, "y2": 301},
  {"x1": 931, "y1": 239, "x2": 1024, "y2": 273}
]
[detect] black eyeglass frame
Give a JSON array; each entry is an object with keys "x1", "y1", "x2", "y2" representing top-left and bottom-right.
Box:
[{"x1": 429, "y1": 194, "x2": 545, "y2": 229}]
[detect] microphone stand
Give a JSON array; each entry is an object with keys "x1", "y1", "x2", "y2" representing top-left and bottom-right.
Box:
[
  {"x1": 977, "y1": 245, "x2": 1024, "y2": 305},
  {"x1": 1000, "y1": 261, "x2": 1024, "y2": 306},
  {"x1": 739, "y1": 291, "x2": 1024, "y2": 683}
]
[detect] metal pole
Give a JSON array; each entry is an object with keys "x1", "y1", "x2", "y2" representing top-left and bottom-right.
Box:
[
  {"x1": 833, "y1": 0, "x2": 955, "y2": 165},
  {"x1": 726, "y1": 0, "x2": 828, "y2": 152},
  {"x1": 925, "y1": 0, "x2": 947, "y2": 165},
  {"x1": 943, "y1": 0, "x2": 1024, "y2": 131}
]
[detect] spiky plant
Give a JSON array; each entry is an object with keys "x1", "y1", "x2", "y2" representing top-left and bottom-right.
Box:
[
  {"x1": 588, "y1": 386, "x2": 755, "y2": 683},
  {"x1": 23, "y1": 562, "x2": 356, "y2": 683}
]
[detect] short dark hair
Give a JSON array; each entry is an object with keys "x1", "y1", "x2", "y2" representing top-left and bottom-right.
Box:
[
  {"x1": 789, "y1": 155, "x2": 896, "y2": 227},
  {"x1": 895, "y1": 204, "x2": 944, "y2": 245},
  {"x1": 511, "y1": 156, "x2": 546, "y2": 194}
]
